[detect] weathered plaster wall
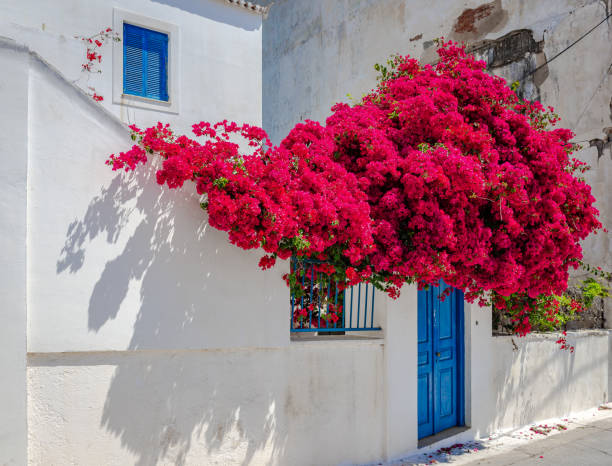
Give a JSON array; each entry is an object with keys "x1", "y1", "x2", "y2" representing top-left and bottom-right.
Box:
[
  {"x1": 262, "y1": 0, "x2": 612, "y2": 321},
  {"x1": 460, "y1": 305, "x2": 609, "y2": 440}
]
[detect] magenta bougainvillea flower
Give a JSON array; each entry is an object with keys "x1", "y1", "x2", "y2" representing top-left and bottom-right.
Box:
[{"x1": 107, "y1": 42, "x2": 603, "y2": 336}]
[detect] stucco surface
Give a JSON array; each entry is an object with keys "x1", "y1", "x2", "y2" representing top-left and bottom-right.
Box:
[
  {"x1": 27, "y1": 342, "x2": 385, "y2": 466},
  {"x1": 26, "y1": 60, "x2": 286, "y2": 353},
  {"x1": 1, "y1": 0, "x2": 611, "y2": 464},
  {"x1": 0, "y1": 41, "x2": 29, "y2": 466},
  {"x1": 14, "y1": 0, "x2": 282, "y2": 354},
  {"x1": 487, "y1": 331, "x2": 610, "y2": 433}
]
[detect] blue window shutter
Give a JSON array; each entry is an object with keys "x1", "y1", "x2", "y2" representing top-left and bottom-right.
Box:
[
  {"x1": 123, "y1": 23, "x2": 145, "y2": 97},
  {"x1": 143, "y1": 28, "x2": 168, "y2": 101},
  {"x1": 123, "y1": 23, "x2": 169, "y2": 101}
]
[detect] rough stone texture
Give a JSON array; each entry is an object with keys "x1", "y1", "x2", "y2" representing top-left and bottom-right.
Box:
[
  {"x1": 566, "y1": 288, "x2": 605, "y2": 330},
  {"x1": 470, "y1": 28, "x2": 547, "y2": 101}
]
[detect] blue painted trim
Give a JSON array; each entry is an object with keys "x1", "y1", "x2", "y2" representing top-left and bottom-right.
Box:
[
  {"x1": 456, "y1": 288, "x2": 466, "y2": 427},
  {"x1": 122, "y1": 22, "x2": 169, "y2": 101},
  {"x1": 291, "y1": 327, "x2": 381, "y2": 333},
  {"x1": 417, "y1": 283, "x2": 466, "y2": 439},
  {"x1": 289, "y1": 257, "x2": 378, "y2": 333}
]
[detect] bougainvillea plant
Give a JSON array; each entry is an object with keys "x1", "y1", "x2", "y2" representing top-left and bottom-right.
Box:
[
  {"x1": 76, "y1": 27, "x2": 120, "y2": 102},
  {"x1": 494, "y1": 273, "x2": 610, "y2": 351},
  {"x1": 107, "y1": 42, "x2": 605, "y2": 341}
]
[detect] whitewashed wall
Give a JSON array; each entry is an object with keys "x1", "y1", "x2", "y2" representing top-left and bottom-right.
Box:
[
  {"x1": 1, "y1": 1, "x2": 612, "y2": 465},
  {"x1": 0, "y1": 40, "x2": 29, "y2": 466},
  {"x1": 0, "y1": 26, "x2": 393, "y2": 465},
  {"x1": 28, "y1": 341, "x2": 386, "y2": 466},
  {"x1": 486, "y1": 331, "x2": 609, "y2": 432},
  {"x1": 450, "y1": 305, "x2": 610, "y2": 447}
]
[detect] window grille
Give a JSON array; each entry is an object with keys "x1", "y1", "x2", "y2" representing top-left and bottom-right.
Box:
[{"x1": 290, "y1": 258, "x2": 381, "y2": 333}]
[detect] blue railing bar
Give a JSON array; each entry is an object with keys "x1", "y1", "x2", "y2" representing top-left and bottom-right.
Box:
[
  {"x1": 292, "y1": 257, "x2": 325, "y2": 264},
  {"x1": 290, "y1": 257, "x2": 294, "y2": 330},
  {"x1": 364, "y1": 283, "x2": 369, "y2": 328},
  {"x1": 334, "y1": 283, "x2": 339, "y2": 329},
  {"x1": 291, "y1": 327, "x2": 382, "y2": 333},
  {"x1": 300, "y1": 263, "x2": 305, "y2": 312},
  {"x1": 290, "y1": 293, "x2": 294, "y2": 330},
  {"x1": 342, "y1": 286, "x2": 346, "y2": 329},
  {"x1": 317, "y1": 271, "x2": 321, "y2": 330},
  {"x1": 356, "y1": 283, "x2": 361, "y2": 330},
  {"x1": 349, "y1": 286, "x2": 354, "y2": 329},
  {"x1": 370, "y1": 283, "x2": 375, "y2": 327},
  {"x1": 309, "y1": 264, "x2": 314, "y2": 329},
  {"x1": 326, "y1": 280, "x2": 332, "y2": 328}
]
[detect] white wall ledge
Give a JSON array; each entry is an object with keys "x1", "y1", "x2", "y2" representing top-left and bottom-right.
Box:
[{"x1": 493, "y1": 329, "x2": 611, "y2": 342}]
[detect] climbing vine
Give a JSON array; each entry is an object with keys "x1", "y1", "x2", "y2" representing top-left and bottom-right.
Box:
[
  {"x1": 106, "y1": 42, "x2": 606, "y2": 342},
  {"x1": 75, "y1": 27, "x2": 120, "y2": 102}
]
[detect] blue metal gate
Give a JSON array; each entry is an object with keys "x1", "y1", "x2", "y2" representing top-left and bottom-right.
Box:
[{"x1": 417, "y1": 281, "x2": 465, "y2": 438}]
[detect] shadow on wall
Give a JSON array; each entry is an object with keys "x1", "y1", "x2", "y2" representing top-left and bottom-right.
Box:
[
  {"x1": 99, "y1": 349, "x2": 287, "y2": 466},
  {"x1": 490, "y1": 335, "x2": 608, "y2": 432},
  {"x1": 56, "y1": 167, "x2": 213, "y2": 336},
  {"x1": 56, "y1": 161, "x2": 281, "y2": 349},
  {"x1": 54, "y1": 167, "x2": 287, "y2": 464}
]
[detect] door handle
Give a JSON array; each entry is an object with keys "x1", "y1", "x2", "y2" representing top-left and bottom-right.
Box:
[{"x1": 436, "y1": 352, "x2": 440, "y2": 357}]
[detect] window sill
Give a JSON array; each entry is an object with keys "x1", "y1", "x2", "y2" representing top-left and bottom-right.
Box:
[
  {"x1": 115, "y1": 93, "x2": 178, "y2": 114},
  {"x1": 290, "y1": 333, "x2": 384, "y2": 343}
]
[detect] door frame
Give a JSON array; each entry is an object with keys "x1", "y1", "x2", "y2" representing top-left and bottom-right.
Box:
[
  {"x1": 455, "y1": 288, "x2": 466, "y2": 429},
  {"x1": 418, "y1": 284, "x2": 466, "y2": 438}
]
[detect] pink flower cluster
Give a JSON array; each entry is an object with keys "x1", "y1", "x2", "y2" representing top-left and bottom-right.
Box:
[
  {"x1": 108, "y1": 120, "x2": 373, "y2": 268},
  {"x1": 106, "y1": 43, "x2": 603, "y2": 335}
]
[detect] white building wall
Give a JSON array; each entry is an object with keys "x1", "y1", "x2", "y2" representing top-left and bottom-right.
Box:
[
  {"x1": 1, "y1": 1, "x2": 611, "y2": 464},
  {"x1": 0, "y1": 40, "x2": 29, "y2": 466},
  {"x1": 28, "y1": 341, "x2": 385, "y2": 466},
  {"x1": 0, "y1": 0, "x2": 263, "y2": 135},
  {"x1": 26, "y1": 51, "x2": 286, "y2": 353},
  {"x1": 10, "y1": 0, "x2": 275, "y2": 355},
  {"x1": 485, "y1": 331, "x2": 609, "y2": 432}
]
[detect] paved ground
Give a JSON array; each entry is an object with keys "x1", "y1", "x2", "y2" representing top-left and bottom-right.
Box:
[
  {"x1": 461, "y1": 416, "x2": 612, "y2": 465},
  {"x1": 378, "y1": 407, "x2": 612, "y2": 466}
]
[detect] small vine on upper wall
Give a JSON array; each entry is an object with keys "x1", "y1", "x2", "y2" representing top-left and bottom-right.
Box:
[{"x1": 75, "y1": 27, "x2": 120, "y2": 102}]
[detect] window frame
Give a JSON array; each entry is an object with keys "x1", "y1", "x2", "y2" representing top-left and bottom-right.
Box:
[
  {"x1": 122, "y1": 23, "x2": 169, "y2": 102},
  {"x1": 112, "y1": 8, "x2": 179, "y2": 113}
]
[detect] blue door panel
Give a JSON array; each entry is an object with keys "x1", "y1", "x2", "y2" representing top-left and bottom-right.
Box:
[
  {"x1": 418, "y1": 282, "x2": 464, "y2": 439},
  {"x1": 417, "y1": 287, "x2": 434, "y2": 438},
  {"x1": 417, "y1": 373, "x2": 433, "y2": 437}
]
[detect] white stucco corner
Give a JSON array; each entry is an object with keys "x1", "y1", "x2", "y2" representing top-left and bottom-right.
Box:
[
  {"x1": 0, "y1": 38, "x2": 29, "y2": 466},
  {"x1": 383, "y1": 284, "x2": 419, "y2": 459}
]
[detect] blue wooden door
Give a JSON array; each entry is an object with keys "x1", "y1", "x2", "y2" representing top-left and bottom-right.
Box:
[{"x1": 418, "y1": 281, "x2": 464, "y2": 438}]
